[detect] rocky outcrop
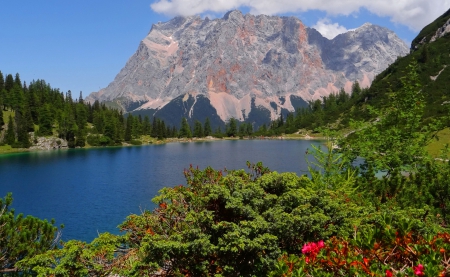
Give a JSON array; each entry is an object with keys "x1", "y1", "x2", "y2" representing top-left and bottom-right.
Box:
[
  {"x1": 29, "y1": 134, "x2": 68, "y2": 151},
  {"x1": 87, "y1": 10, "x2": 408, "y2": 125},
  {"x1": 430, "y1": 18, "x2": 450, "y2": 42}
]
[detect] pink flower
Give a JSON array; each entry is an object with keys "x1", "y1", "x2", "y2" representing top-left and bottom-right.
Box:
[
  {"x1": 385, "y1": 270, "x2": 393, "y2": 277},
  {"x1": 301, "y1": 243, "x2": 312, "y2": 254},
  {"x1": 318, "y1": 240, "x2": 325, "y2": 249},
  {"x1": 413, "y1": 264, "x2": 424, "y2": 276}
]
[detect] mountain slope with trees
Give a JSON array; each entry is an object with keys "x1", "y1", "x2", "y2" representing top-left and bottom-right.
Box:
[{"x1": 0, "y1": 72, "x2": 239, "y2": 151}]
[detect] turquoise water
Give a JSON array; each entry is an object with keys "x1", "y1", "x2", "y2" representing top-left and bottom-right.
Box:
[{"x1": 0, "y1": 139, "x2": 319, "y2": 242}]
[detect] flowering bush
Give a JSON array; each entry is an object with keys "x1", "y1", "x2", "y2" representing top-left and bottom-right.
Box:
[{"x1": 271, "y1": 231, "x2": 450, "y2": 276}]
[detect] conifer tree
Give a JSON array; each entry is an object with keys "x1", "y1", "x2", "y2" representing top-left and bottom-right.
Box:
[
  {"x1": 124, "y1": 114, "x2": 133, "y2": 142},
  {"x1": 132, "y1": 116, "x2": 142, "y2": 138},
  {"x1": 204, "y1": 117, "x2": 212, "y2": 136},
  {"x1": 11, "y1": 83, "x2": 24, "y2": 111},
  {"x1": 75, "y1": 129, "x2": 86, "y2": 147},
  {"x1": 16, "y1": 109, "x2": 31, "y2": 148},
  {"x1": 226, "y1": 118, "x2": 237, "y2": 137},
  {"x1": 158, "y1": 120, "x2": 166, "y2": 140},
  {"x1": 14, "y1": 73, "x2": 22, "y2": 88},
  {"x1": 75, "y1": 103, "x2": 87, "y2": 130},
  {"x1": 38, "y1": 104, "x2": 53, "y2": 136},
  {"x1": 0, "y1": 98, "x2": 4, "y2": 127},
  {"x1": 193, "y1": 120, "x2": 203, "y2": 138},
  {"x1": 142, "y1": 115, "x2": 151, "y2": 135},
  {"x1": 351, "y1": 81, "x2": 362, "y2": 99},
  {"x1": 246, "y1": 122, "x2": 253, "y2": 135},
  {"x1": 179, "y1": 117, "x2": 192, "y2": 138},
  {"x1": 78, "y1": 91, "x2": 84, "y2": 104},
  {"x1": 0, "y1": 71, "x2": 4, "y2": 90},
  {"x1": 151, "y1": 117, "x2": 158, "y2": 138},
  {"x1": 171, "y1": 126, "x2": 178, "y2": 138},
  {"x1": 4, "y1": 74, "x2": 14, "y2": 92},
  {"x1": 5, "y1": 115, "x2": 16, "y2": 145}
]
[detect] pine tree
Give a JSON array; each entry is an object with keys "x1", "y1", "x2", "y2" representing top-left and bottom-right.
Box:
[
  {"x1": 76, "y1": 103, "x2": 88, "y2": 130},
  {"x1": 179, "y1": 117, "x2": 192, "y2": 138},
  {"x1": 11, "y1": 83, "x2": 24, "y2": 111},
  {"x1": 151, "y1": 117, "x2": 158, "y2": 138},
  {"x1": 171, "y1": 126, "x2": 178, "y2": 138},
  {"x1": 0, "y1": 97, "x2": 4, "y2": 127},
  {"x1": 75, "y1": 128, "x2": 86, "y2": 147},
  {"x1": 16, "y1": 109, "x2": 31, "y2": 148},
  {"x1": 246, "y1": 122, "x2": 253, "y2": 136},
  {"x1": 142, "y1": 115, "x2": 151, "y2": 135},
  {"x1": 14, "y1": 73, "x2": 22, "y2": 88},
  {"x1": 0, "y1": 71, "x2": 4, "y2": 90},
  {"x1": 226, "y1": 118, "x2": 237, "y2": 137},
  {"x1": 204, "y1": 117, "x2": 212, "y2": 137},
  {"x1": 124, "y1": 114, "x2": 133, "y2": 142},
  {"x1": 238, "y1": 123, "x2": 246, "y2": 137},
  {"x1": 78, "y1": 91, "x2": 84, "y2": 104},
  {"x1": 4, "y1": 74, "x2": 14, "y2": 92},
  {"x1": 132, "y1": 116, "x2": 142, "y2": 138},
  {"x1": 5, "y1": 115, "x2": 16, "y2": 145},
  {"x1": 193, "y1": 120, "x2": 204, "y2": 138},
  {"x1": 158, "y1": 120, "x2": 166, "y2": 140},
  {"x1": 39, "y1": 104, "x2": 53, "y2": 136},
  {"x1": 351, "y1": 81, "x2": 362, "y2": 99}
]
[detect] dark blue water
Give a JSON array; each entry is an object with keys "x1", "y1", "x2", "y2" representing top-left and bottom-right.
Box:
[{"x1": 0, "y1": 139, "x2": 319, "y2": 242}]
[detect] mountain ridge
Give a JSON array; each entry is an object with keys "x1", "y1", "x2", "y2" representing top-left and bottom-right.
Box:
[{"x1": 86, "y1": 10, "x2": 408, "y2": 127}]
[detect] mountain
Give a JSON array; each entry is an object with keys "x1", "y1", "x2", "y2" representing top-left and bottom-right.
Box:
[
  {"x1": 86, "y1": 10, "x2": 408, "y2": 128},
  {"x1": 361, "y1": 8, "x2": 450, "y2": 122}
]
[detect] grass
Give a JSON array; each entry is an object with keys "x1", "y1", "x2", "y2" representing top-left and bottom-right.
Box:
[
  {"x1": 426, "y1": 127, "x2": 450, "y2": 158},
  {"x1": 3, "y1": 110, "x2": 14, "y2": 123},
  {"x1": 0, "y1": 144, "x2": 29, "y2": 155}
]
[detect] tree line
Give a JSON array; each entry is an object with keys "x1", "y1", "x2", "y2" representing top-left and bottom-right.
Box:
[{"x1": 0, "y1": 71, "x2": 255, "y2": 149}]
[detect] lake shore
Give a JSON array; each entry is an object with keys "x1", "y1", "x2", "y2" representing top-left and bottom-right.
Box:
[{"x1": 0, "y1": 134, "x2": 326, "y2": 156}]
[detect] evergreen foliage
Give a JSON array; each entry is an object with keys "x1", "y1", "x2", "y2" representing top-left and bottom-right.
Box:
[
  {"x1": 5, "y1": 115, "x2": 16, "y2": 145},
  {"x1": 179, "y1": 117, "x2": 192, "y2": 138},
  {"x1": 0, "y1": 193, "x2": 61, "y2": 274}
]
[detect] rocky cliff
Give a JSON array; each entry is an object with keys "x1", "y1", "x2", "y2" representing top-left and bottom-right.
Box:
[{"x1": 87, "y1": 10, "x2": 408, "y2": 127}]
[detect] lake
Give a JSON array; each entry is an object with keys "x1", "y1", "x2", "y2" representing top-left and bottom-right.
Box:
[{"x1": 0, "y1": 139, "x2": 320, "y2": 242}]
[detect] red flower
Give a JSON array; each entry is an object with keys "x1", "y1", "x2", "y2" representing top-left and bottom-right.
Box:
[
  {"x1": 413, "y1": 264, "x2": 424, "y2": 276},
  {"x1": 318, "y1": 240, "x2": 325, "y2": 249},
  {"x1": 385, "y1": 269, "x2": 393, "y2": 277}
]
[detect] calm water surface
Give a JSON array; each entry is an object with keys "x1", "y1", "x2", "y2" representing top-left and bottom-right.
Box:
[{"x1": 0, "y1": 140, "x2": 319, "y2": 242}]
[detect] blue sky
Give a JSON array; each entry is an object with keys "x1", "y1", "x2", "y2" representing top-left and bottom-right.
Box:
[{"x1": 0, "y1": 1, "x2": 448, "y2": 97}]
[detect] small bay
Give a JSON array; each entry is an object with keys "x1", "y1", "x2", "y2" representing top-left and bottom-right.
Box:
[{"x1": 0, "y1": 139, "x2": 320, "y2": 242}]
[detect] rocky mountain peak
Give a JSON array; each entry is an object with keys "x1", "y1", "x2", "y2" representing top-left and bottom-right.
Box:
[{"x1": 87, "y1": 11, "x2": 408, "y2": 127}]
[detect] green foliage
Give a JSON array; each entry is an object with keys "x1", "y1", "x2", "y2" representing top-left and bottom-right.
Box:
[
  {"x1": 129, "y1": 139, "x2": 142, "y2": 145},
  {"x1": 226, "y1": 117, "x2": 238, "y2": 137},
  {"x1": 0, "y1": 193, "x2": 61, "y2": 274},
  {"x1": 4, "y1": 115, "x2": 15, "y2": 145},
  {"x1": 342, "y1": 62, "x2": 442, "y2": 174},
  {"x1": 95, "y1": 164, "x2": 366, "y2": 276},
  {"x1": 306, "y1": 133, "x2": 356, "y2": 193},
  {"x1": 179, "y1": 117, "x2": 192, "y2": 138},
  {"x1": 204, "y1": 117, "x2": 212, "y2": 137},
  {"x1": 193, "y1": 120, "x2": 204, "y2": 138},
  {"x1": 18, "y1": 233, "x2": 122, "y2": 277}
]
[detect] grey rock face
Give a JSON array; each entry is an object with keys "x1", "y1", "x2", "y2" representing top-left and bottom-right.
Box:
[
  {"x1": 87, "y1": 10, "x2": 408, "y2": 122},
  {"x1": 430, "y1": 18, "x2": 450, "y2": 42}
]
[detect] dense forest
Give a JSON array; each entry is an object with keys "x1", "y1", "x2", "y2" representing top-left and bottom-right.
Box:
[{"x1": 0, "y1": 71, "x2": 257, "y2": 149}]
